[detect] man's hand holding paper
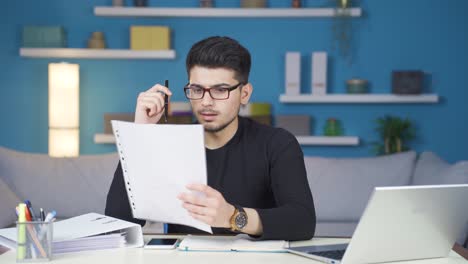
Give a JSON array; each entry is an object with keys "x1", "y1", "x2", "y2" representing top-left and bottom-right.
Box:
[{"x1": 178, "y1": 183, "x2": 235, "y2": 229}]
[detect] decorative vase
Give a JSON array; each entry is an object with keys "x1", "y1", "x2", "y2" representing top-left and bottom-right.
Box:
[
  {"x1": 339, "y1": 0, "x2": 349, "y2": 8},
  {"x1": 133, "y1": 0, "x2": 148, "y2": 7},
  {"x1": 292, "y1": 0, "x2": 301, "y2": 8},
  {"x1": 346, "y1": 79, "x2": 368, "y2": 94},
  {"x1": 385, "y1": 137, "x2": 402, "y2": 154},
  {"x1": 87, "y1": 32, "x2": 106, "y2": 49},
  {"x1": 200, "y1": 0, "x2": 214, "y2": 7},
  {"x1": 241, "y1": 0, "x2": 266, "y2": 8},
  {"x1": 324, "y1": 118, "x2": 343, "y2": 136},
  {"x1": 112, "y1": 0, "x2": 124, "y2": 6}
]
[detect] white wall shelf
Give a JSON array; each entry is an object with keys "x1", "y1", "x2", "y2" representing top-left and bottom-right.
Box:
[
  {"x1": 19, "y1": 48, "x2": 176, "y2": 59},
  {"x1": 94, "y1": 7, "x2": 362, "y2": 18},
  {"x1": 94, "y1": 134, "x2": 116, "y2": 144},
  {"x1": 95, "y1": 133, "x2": 359, "y2": 146},
  {"x1": 279, "y1": 94, "x2": 440, "y2": 104},
  {"x1": 296, "y1": 136, "x2": 359, "y2": 146}
]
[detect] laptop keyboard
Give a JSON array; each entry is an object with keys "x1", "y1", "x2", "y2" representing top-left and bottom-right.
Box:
[{"x1": 308, "y1": 249, "x2": 346, "y2": 260}]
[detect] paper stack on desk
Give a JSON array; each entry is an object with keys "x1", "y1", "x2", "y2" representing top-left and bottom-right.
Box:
[
  {"x1": 0, "y1": 213, "x2": 143, "y2": 254},
  {"x1": 52, "y1": 233, "x2": 125, "y2": 254}
]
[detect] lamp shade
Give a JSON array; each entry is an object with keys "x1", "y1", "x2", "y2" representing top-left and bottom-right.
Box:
[
  {"x1": 48, "y1": 63, "x2": 79, "y2": 128},
  {"x1": 48, "y1": 62, "x2": 79, "y2": 157},
  {"x1": 48, "y1": 128, "x2": 79, "y2": 157}
]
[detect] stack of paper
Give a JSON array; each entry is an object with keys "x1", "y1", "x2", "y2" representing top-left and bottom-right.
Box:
[
  {"x1": 52, "y1": 233, "x2": 126, "y2": 254},
  {"x1": 178, "y1": 234, "x2": 289, "y2": 253},
  {"x1": 0, "y1": 213, "x2": 143, "y2": 254}
]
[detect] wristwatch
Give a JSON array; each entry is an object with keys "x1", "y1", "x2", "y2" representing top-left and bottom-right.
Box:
[{"x1": 230, "y1": 205, "x2": 248, "y2": 232}]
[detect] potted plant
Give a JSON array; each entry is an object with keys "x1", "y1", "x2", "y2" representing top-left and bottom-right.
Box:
[
  {"x1": 332, "y1": 0, "x2": 355, "y2": 64},
  {"x1": 373, "y1": 115, "x2": 416, "y2": 155}
]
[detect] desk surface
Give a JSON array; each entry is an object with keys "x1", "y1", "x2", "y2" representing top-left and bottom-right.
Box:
[{"x1": 0, "y1": 235, "x2": 465, "y2": 264}]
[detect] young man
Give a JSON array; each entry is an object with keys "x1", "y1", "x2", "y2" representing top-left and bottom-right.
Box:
[{"x1": 105, "y1": 36, "x2": 316, "y2": 241}]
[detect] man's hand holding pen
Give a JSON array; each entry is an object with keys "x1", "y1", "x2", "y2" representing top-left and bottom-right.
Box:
[{"x1": 134, "y1": 82, "x2": 172, "y2": 124}]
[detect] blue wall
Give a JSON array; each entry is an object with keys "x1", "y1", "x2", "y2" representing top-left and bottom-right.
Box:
[{"x1": 1, "y1": 0, "x2": 467, "y2": 162}]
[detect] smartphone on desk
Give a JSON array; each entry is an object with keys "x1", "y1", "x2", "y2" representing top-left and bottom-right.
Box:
[{"x1": 144, "y1": 238, "x2": 179, "y2": 250}]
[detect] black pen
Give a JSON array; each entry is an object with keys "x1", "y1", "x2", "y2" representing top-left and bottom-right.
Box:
[
  {"x1": 164, "y1": 80, "x2": 169, "y2": 123},
  {"x1": 40, "y1": 208, "x2": 45, "y2": 221}
]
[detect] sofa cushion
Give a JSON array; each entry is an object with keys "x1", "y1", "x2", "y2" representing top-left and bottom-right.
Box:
[
  {"x1": 315, "y1": 221, "x2": 357, "y2": 238},
  {"x1": 304, "y1": 151, "x2": 417, "y2": 222},
  {"x1": 0, "y1": 147, "x2": 118, "y2": 218},
  {"x1": 412, "y1": 152, "x2": 468, "y2": 185},
  {"x1": 0, "y1": 177, "x2": 20, "y2": 228}
]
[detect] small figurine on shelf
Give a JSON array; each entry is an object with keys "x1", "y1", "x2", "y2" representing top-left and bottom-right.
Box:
[
  {"x1": 87, "y1": 32, "x2": 106, "y2": 49},
  {"x1": 200, "y1": 0, "x2": 214, "y2": 8},
  {"x1": 324, "y1": 118, "x2": 343, "y2": 136},
  {"x1": 292, "y1": 0, "x2": 301, "y2": 8}
]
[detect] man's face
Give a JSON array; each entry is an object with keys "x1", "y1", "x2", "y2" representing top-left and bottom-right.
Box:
[{"x1": 188, "y1": 66, "x2": 250, "y2": 133}]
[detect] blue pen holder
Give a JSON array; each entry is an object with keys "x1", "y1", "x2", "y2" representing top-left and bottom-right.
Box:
[{"x1": 16, "y1": 221, "x2": 53, "y2": 262}]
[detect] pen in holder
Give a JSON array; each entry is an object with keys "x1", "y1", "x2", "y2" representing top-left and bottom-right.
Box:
[{"x1": 16, "y1": 221, "x2": 53, "y2": 262}]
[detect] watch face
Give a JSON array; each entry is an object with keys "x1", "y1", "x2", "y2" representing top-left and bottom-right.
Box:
[{"x1": 235, "y1": 213, "x2": 248, "y2": 229}]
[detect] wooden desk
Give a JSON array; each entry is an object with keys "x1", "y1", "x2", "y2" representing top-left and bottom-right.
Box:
[{"x1": 0, "y1": 235, "x2": 465, "y2": 264}]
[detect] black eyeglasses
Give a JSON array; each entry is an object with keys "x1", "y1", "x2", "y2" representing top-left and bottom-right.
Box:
[{"x1": 184, "y1": 83, "x2": 244, "y2": 100}]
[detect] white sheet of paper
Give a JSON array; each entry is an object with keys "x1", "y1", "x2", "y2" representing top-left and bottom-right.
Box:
[{"x1": 112, "y1": 121, "x2": 211, "y2": 233}]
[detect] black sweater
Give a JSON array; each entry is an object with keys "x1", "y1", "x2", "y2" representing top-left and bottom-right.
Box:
[{"x1": 105, "y1": 117, "x2": 316, "y2": 241}]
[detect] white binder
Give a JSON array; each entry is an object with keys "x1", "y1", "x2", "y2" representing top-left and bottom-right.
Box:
[{"x1": 0, "y1": 213, "x2": 144, "y2": 251}]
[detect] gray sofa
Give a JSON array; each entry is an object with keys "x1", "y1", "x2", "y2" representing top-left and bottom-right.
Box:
[{"x1": 0, "y1": 146, "x2": 466, "y2": 244}]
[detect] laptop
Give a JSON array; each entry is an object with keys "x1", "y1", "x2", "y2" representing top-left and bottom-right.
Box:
[{"x1": 288, "y1": 184, "x2": 468, "y2": 264}]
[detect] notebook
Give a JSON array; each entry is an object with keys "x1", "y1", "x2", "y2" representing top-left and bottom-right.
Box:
[
  {"x1": 111, "y1": 121, "x2": 211, "y2": 233},
  {"x1": 178, "y1": 234, "x2": 289, "y2": 253},
  {"x1": 0, "y1": 213, "x2": 143, "y2": 254}
]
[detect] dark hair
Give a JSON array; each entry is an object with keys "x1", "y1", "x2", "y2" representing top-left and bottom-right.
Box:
[{"x1": 186, "y1": 36, "x2": 251, "y2": 83}]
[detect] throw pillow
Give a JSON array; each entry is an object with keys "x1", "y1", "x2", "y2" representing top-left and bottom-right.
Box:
[
  {"x1": 412, "y1": 152, "x2": 468, "y2": 185},
  {"x1": 412, "y1": 152, "x2": 468, "y2": 245},
  {"x1": 304, "y1": 151, "x2": 417, "y2": 222}
]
